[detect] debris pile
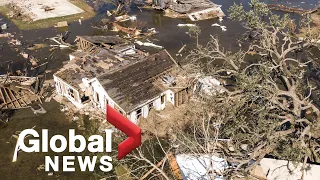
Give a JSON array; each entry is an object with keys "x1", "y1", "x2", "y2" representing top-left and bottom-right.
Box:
[
  {"x1": 111, "y1": 22, "x2": 158, "y2": 38},
  {"x1": 0, "y1": 75, "x2": 45, "y2": 110},
  {"x1": 0, "y1": 23, "x2": 13, "y2": 38},
  {"x1": 268, "y1": 4, "x2": 318, "y2": 15},
  {"x1": 135, "y1": 40, "x2": 163, "y2": 49},
  {"x1": 148, "y1": 0, "x2": 225, "y2": 21},
  {"x1": 7, "y1": 2, "x2": 33, "y2": 22},
  {"x1": 212, "y1": 23, "x2": 227, "y2": 31},
  {"x1": 115, "y1": 15, "x2": 137, "y2": 22}
]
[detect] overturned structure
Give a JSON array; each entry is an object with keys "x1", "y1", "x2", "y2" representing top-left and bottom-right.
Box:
[
  {"x1": 0, "y1": 75, "x2": 43, "y2": 109},
  {"x1": 149, "y1": 0, "x2": 225, "y2": 21}
]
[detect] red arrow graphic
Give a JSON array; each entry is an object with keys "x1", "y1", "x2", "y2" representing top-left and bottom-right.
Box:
[{"x1": 107, "y1": 105, "x2": 142, "y2": 160}]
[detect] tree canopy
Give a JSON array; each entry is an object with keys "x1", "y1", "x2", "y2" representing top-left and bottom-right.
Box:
[{"x1": 181, "y1": 0, "x2": 320, "y2": 178}]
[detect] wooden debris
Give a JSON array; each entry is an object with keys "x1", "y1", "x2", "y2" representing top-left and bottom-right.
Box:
[
  {"x1": 140, "y1": 156, "x2": 167, "y2": 180},
  {"x1": 0, "y1": 75, "x2": 44, "y2": 110},
  {"x1": 0, "y1": 87, "x2": 33, "y2": 109},
  {"x1": 0, "y1": 33, "x2": 13, "y2": 38},
  {"x1": 135, "y1": 40, "x2": 163, "y2": 49},
  {"x1": 113, "y1": 22, "x2": 141, "y2": 36},
  {"x1": 115, "y1": 14, "x2": 137, "y2": 22},
  {"x1": 168, "y1": 152, "x2": 183, "y2": 180},
  {"x1": 268, "y1": 4, "x2": 318, "y2": 15},
  {"x1": 27, "y1": 43, "x2": 48, "y2": 50},
  {"x1": 178, "y1": 44, "x2": 187, "y2": 54},
  {"x1": 43, "y1": 6, "x2": 55, "y2": 12},
  {"x1": 57, "y1": 21, "x2": 68, "y2": 28}
]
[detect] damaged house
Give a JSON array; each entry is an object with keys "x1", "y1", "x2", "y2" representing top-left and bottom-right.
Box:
[
  {"x1": 54, "y1": 36, "x2": 190, "y2": 123},
  {"x1": 149, "y1": 0, "x2": 225, "y2": 21}
]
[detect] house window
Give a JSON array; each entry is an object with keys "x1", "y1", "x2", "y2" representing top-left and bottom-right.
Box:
[
  {"x1": 67, "y1": 88, "x2": 75, "y2": 99},
  {"x1": 95, "y1": 92, "x2": 100, "y2": 103},
  {"x1": 149, "y1": 102, "x2": 154, "y2": 111},
  {"x1": 119, "y1": 110, "x2": 124, "y2": 115},
  {"x1": 136, "y1": 109, "x2": 142, "y2": 120},
  {"x1": 161, "y1": 95, "x2": 166, "y2": 104},
  {"x1": 81, "y1": 94, "x2": 90, "y2": 103},
  {"x1": 56, "y1": 81, "x2": 61, "y2": 93},
  {"x1": 104, "y1": 96, "x2": 109, "y2": 107}
]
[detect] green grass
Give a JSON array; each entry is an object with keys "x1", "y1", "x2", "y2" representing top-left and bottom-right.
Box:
[
  {"x1": 0, "y1": 0, "x2": 96, "y2": 30},
  {"x1": 115, "y1": 165, "x2": 133, "y2": 180}
]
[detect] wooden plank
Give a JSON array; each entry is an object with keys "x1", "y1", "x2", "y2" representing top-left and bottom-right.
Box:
[
  {"x1": 30, "y1": 62, "x2": 49, "y2": 71},
  {"x1": 0, "y1": 88, "x2": 8, "y2": 109},
  {"x1": 179, "y1": 91, "x2": 183, "y2": 106},
  {"x1": 182, "y1": 89, "x2": 187, "y2": 104},
  {"x1": 34, "y1": 77, "x2": 40, "y2": 93},
  {"x1": 168, "y1": 153, "x2": 183, "y2": 180},
  {"x1": 140, "y1": 157, "x2": 167, "y2": 180},
  {"x1": 6, "y1": 88, "x2": 23, "y2": 108},
  {"x1": 3, "y1": 88, "x2": 15, "y2": 109},
  {"x1": 8, "y1": 89, "x2": 22, "y2": 108},
  {"x1": 174, "y1": 92, "x2": 178, "y2": 107},
  {"x1": 15, "y1": 92, "x2": 28, "y2": 107}
]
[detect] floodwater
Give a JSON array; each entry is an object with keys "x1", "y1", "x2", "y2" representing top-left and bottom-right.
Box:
[
  {"x1": 0, "y1": 0, "x2": 319, "y2": 179},
  {"x1": 0, "y1": 0, "x2": 318, "y2": 74}
]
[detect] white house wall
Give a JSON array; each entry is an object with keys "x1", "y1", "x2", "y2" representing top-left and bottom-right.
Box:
[
  {"x1": 128, "y1": 90, "x2": 176, "y2": 123},
  {"x1": 54, "y1": 75, "x2": 179, "y2": 124},
  {"x1": 53, "y1": 75, "x2": 83, "y2": 108},
  {"x1": 166, "y1": 90, "x2": 175, "y2": 105}
]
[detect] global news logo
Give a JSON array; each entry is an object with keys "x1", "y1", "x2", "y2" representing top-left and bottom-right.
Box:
[{"x1": 12, "y1": 105, "x2": 142, "y2": 172}]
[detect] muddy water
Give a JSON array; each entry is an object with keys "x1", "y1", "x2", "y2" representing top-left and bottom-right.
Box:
[
  {"x1": 0, "y1": 0, "x2": 318, "y2": 74},
  {"x1": 0, "y1": 0, "x2": 319, "y2": 179}
]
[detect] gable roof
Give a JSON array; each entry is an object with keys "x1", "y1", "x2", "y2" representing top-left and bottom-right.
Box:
[
  {"x1": 54, "y1": 47, "x2": 146, "y2": 90},
  {"x1": 97, "y1": 50, "x2": 178, "y2": 112}
]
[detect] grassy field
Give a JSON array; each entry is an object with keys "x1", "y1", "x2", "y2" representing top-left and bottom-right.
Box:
[
  {"x1": 0, "y1": 0, "x2": 96, "y2": 30},
  {"x1": 115, "y1": 165, "x2": 133, "y2": 180}
]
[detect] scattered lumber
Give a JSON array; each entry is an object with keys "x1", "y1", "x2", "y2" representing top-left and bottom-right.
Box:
[{"x1": 268, "y1": 4, "x2": 318, "y2": 15}]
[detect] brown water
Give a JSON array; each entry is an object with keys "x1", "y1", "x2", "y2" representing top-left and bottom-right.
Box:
[{"x1": 1, "y1": 0, "x2": 317, "y2": 74}]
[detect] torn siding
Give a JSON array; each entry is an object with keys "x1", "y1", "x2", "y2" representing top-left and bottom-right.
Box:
[{"x1": 53, "y1": 75, "x2": 83, "y2": 108}]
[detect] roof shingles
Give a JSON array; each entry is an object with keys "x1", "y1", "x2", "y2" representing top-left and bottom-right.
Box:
[{"x1": 98, "y1": 50, "x2": 177, "y2": 112}]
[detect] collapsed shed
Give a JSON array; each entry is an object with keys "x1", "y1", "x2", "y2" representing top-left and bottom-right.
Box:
[{"x1": 0, "y1": 75, "x2": 42, "y2": 109}]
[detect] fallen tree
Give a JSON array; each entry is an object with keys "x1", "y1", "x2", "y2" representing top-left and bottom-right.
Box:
[{"x1": 181, "y1": 0, "x2": 320, "y2": 178}]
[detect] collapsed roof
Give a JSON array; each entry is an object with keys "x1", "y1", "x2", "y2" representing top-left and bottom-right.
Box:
[
  {"x1": 169, "y1": 0, "x2": 221, "y2": 14},
  {"x1": 55, "y1": 46, "x2": 147, "y2": 90},
  {"x1": 153, "y1": 0, "x2": 222, "y2": 14},
  {"x1": 97, "y1": 50, "x2": 179, "y2": 112}
]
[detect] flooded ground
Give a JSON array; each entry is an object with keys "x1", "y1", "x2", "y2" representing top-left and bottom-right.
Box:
[
  {"x1": 0, "y1": 0, "x2": 319, "y2": 179},
  {"x1": 0, "y1": 0, "x2": 318, "y2": 73}
]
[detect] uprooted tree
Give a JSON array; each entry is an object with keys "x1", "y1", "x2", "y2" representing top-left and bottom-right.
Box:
[
  {"x1": 91, "y1": 0, "x2": 320, "y2": 179},
  {"x1": 180, "y1": 0, "x2": 320, "y2": 178},
  {"x1": 109, "y1": 1, "x2": 320, "y2": 179}
]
